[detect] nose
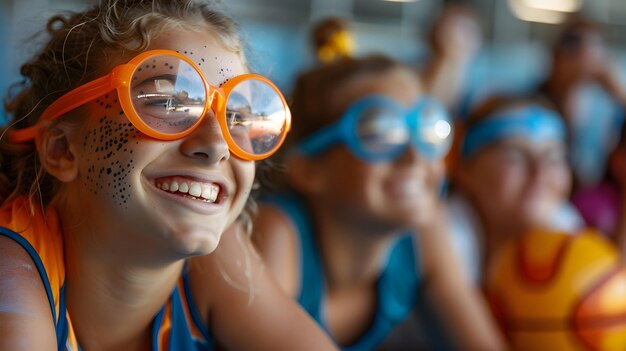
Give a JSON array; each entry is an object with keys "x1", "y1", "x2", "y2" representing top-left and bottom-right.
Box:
[
  {"x1": 396, "y1": 145, "x2": 423, "y2": 165},
  {"x1": 179, "y1": 112, "x2": 230, "y2": 163},
  {"x1": 527, "y1": 156, "x2": 553, "y2": 187}
]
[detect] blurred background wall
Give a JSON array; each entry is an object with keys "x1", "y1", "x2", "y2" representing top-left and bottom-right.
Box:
[{"x1": 2, "y1": 0, "x2": 626, "y2": 121}]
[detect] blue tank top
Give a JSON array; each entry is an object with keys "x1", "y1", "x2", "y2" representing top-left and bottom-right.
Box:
[
  {"x1": 0, "y1": 197, "x2": 214, "y2": 351},
  {"x1": 262, "y1": 194, "x2": 422, "y2": 351}
]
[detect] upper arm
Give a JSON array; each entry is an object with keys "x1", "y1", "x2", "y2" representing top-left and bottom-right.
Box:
[
  {"x1": 417, "y1": 217, "x2": 507, "y2": 351},
  {"x1": 0, "y1": 235, "x2": 57, "y2": 351},
  {"x1": 190, "y1": 226, "x2": 338, "y2": 351},
  {"x1": 250, "y1": 204, "x2": 300, "y2": 297}
]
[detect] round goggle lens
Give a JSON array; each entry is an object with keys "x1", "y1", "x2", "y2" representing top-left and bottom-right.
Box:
[
  {"x1": 130, "y1": 55, "x2": 207, "y2": 134},
  {"x1": 226, "y1": 79, "x2": 288, "y2": 156},
  {"x1": 356, "y1": 106, "x2": 409, "y2": 155},
  {"x1": 416, "y1": 102, "x2": 453, "y2": 158}
]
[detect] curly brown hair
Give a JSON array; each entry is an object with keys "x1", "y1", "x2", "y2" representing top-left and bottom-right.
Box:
[{"x1": 1, "y1": 0, "x2": 245, "y2": 212}]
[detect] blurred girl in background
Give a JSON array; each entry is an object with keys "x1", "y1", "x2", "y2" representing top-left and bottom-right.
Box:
[
  {"x1": 252, "y1": 55, "x2": 505, "y2": 350},
  {"x1": 449, "y1": 96, "x2": 585, "y2": 282}
]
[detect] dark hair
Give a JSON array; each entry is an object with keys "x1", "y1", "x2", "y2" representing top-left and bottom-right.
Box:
[
  {"x1": 0, "y1": 0, "x2": 243, "y2": 208},
  {"x1": 465, "y1": 95, "x2": 559, "y2": 129},
  {"x1": 310, "y1": 17, "x2": 349, "y2": 53},
  {"x1": 554, "y1": 15, "x2": 603, "y2": 55},
  {"x1": 288, "y1": 54, "x2": 411, "y2": 147}
]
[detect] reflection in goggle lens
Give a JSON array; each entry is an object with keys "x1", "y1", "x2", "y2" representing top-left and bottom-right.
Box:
[
  {"x1": 417, "y1": 103, "x2": 453, "y2": 159},
  {"x1": 227, "y1": 79, "x2": 287, "y2": 156},
  {"x1": 130, "y1": 55, "x2": 206, "y2": 134},
  {"x1": 128, "y1": 55, "x2": 288, "y2": 158},
  {"x1": 357, "y1": 107, "x2": 409, "y2": 154}
]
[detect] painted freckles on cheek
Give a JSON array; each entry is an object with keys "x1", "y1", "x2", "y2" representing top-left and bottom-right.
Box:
[{"x1": 82, "y1": 94, "x2": 139, "y2": 209}]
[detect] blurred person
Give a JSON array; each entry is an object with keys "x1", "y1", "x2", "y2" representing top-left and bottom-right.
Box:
[
  {"x1": 421, "y1": 2, "x2": 482, "y2": 116},
  {"x1": 252, "y1": 55, "x2": 506, "y2": 351},
  {"x1": 610, "y1": 125, "x2": 626, "y2": 256},
  {"x1": 536, "y1": 16, "x2": 626, "y2": 187},
  {"x1": 310, "y1": 16, "x2": 356, "y2": 65},
  {"x1": 574, "y1": 122, "x2": 626, "y2": 256},
  {"x1": 449, "y1": 96, "x2": 585, "y2": 283}
]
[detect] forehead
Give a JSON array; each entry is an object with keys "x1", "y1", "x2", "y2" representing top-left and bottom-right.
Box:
[
  {"x1": 476, "y1": 137, "x2": 566, "y2": 165},
  {"x1": 145, "y1": 27, "x2": 246, "y2": 86},
  {"x1": 493, "y1": 136, "x2": 565, "y2": 150}
]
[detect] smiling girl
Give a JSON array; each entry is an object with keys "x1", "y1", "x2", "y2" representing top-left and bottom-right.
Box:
[{"x1": 0, "y1": 1, "x2": 338, "y2": 350}]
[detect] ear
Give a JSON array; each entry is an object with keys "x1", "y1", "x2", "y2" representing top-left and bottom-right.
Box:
[
  {"x1": 285, "y1": 155, "x2": 327, "y2": 195},
  {"x1": 38, "y1": 126, "x2": 79, "y2": 183}
]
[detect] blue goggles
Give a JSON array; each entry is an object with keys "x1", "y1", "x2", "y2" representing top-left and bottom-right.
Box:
[
  {"x1": 297, "y1": 95, "x2": 453, "y2": 162},
  {"x1": 461, "y1": 105, "x2": 566, "y2": 159}
]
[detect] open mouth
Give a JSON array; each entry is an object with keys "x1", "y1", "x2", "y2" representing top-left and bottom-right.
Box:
[{"x1": 154, "y1": 176, "x2": 222, "y2": 203}]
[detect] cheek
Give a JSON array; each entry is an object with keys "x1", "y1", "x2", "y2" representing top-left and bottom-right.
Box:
[
  {"x1": 469, "y1": 162, "x2": 521, "y2": 207},
  {"x1": 229, "y1": 158, "x2": 256, "y2": 202},
  {"x1": 547, "y1": 164, "x2": 572, "y2": 197},
  {"x1": 492, "y1": 163, "x2": 527, "y2": 194},
  {"x1": 81, "y1": 96, "x2": 141, "y2": 209},
  {"x1": 324, "y1": 151, "x2": 370, "y2": 196},
  {"x1": 237, "y1": 161, "x2": 256, "y2": 190}
]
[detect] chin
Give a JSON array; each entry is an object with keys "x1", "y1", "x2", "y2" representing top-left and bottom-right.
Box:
[{"x1": 168, "y1": 227, "x2": 224, "y2": 257}]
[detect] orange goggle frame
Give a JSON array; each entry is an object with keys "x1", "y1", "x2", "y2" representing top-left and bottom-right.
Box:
[{"x1": 10, "y1": 49, "x2": 292, "y2": 161}]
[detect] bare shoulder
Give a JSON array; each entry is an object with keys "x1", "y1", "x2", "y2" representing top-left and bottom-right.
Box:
[
  {"x1": 251, "y1": 204, "x2": 301, "y2": 296},
  {"x1": 0, "y1": 235, "x2": 57, "y2": 350},
  {"x1": 186, "y1": 224, "x2": 269, "y2": 325},
  {"x1": 188, "y1": 225, "x2": 338, "y2": 351}
]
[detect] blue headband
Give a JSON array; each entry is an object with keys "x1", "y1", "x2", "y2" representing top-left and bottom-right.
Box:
[{"x1": 461, "y1": 105, "x2": 566, "y2": 159}]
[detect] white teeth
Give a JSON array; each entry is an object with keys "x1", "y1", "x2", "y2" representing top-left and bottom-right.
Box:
[
  {"x1": 179, "y1": 182, "x2": 189, "y2": 193},
  {"x1": 211, "y1": 185, "x2": 218, "y2": 200},
  {"x1": 189, "y1": 182, "x2": 202, "y2": 197},
  {"x1": 201, "y1": 185, "x2": 212, "y2": 199},
  {"x1": 157, "y1": 178, "x2": 220, "y2": 203}
]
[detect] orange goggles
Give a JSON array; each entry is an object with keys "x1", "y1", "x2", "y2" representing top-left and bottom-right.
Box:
[{"x1": 10, "y1": 49, "x2": 292, "y2": 161}]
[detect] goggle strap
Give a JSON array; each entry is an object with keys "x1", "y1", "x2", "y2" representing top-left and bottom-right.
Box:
[
  {"x1": 10, "y1": 74, "x2": 114, "y2": 143},
  {"x1": 297, "y1": 122, "x2": 342, "y2": 156}
]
